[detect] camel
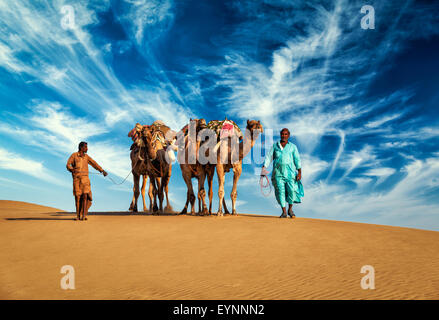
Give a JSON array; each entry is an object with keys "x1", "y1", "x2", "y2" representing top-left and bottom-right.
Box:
[
  {"x1": 128, "y1": 125, "x2": 173, "y2": 213},
  {"x1": 215, "y1": 120, "x2": 264, "y2": 216},
  {"x1": 147, "y1": 147, "x2": 173, "y2": 213},
  {"x1": 177, "y1": 119, "x2": 215, "y2": 215},
  {"x1": 129, "y1": 126, "x2": 156, "y2": 212}
]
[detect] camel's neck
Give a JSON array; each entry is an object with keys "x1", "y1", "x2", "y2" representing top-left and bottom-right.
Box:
[
  {"x1": 144, "y1": 136, "x2": 157, "y2": 160},
  {"x1": 239, "y1": 130, "x2": 258, "y2": 161}
]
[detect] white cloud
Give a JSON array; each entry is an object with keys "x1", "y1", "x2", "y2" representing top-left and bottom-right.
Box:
[
  {"x1": 301, "y1": 154, "x2": 439, "y2": 229},
  {"x1": 380, "y1": 141, "x2": 413, "y2": 149},
  {"x1": 364, "y1": 167, "x2": 396, "y2": 185},
  {"x1": 365, "y1": 113, "x2": 403, "y2": 129},
  {"x1": 300, "y1": 154, "x2": 329, "y2": 184},
  {"x1": 0, "y1": 147, "x2": 65, "y2": 186},
  {"x1": 0, "y1": 102, "x2": 130, "y2": 180},
  {"x1": 0, "y1": 0, "x2": 193, "y2": 130},
  {"x1": 339, "y1": 145, "x2": 376, "y2": 180}
]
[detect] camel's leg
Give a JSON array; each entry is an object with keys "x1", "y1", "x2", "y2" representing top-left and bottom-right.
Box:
[
  {"x1": 231, "y1": 164, "x2": 242, "y2": 215},
  {"x1": 207, "y1": 166, "x2": 214, "y2": 215},
  {"x1": 216, "y1": 163, "x2": 225, "y2": 216},
  {"x1": 141, "y1": 175, "x2": 148, "y2": 212},
  {"x1": 182, "y1": 171, "x2": 196, "y2": 215},
  {"x1": 223, "y1": 198, "x2": 230, "y2": 214},
  {"x1": 129, "y1": 175, "x2": 136, "y2": 211},
  {"x1": 181, "y1": 195, "x2": 189, "y2": 215},
  {"x1": 86, "y1": 197, "x2": 92, "y2": 212},
  {"x1": 130, "y1": 171, "x2": 140, "y2": 212},
  {"x1": 151, "y1": 176, "x2": 159, "y2": 213},
  {"x1": 164, "y1": 182, "x2": 172, "y2": 212},
  {"x1": 164, "y1": 166, "x2": 173, "y2": 212},
  {"x1": 148, "y1": 179, "x2": 154, "y2": 213},
  {"x1": 157, "y1": 175, "x2": 165, "y2": 213},
  {"x1": 198, "y1": 194, "x2": 202, "y2": 214},
  {"x1": 197, "y1": 171, "x2": 208, "y2": 215}
]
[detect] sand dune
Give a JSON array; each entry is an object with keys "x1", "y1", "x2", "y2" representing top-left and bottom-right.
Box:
[{"x1": 1, "y1": 200, "x2": 438, "y2": 300}]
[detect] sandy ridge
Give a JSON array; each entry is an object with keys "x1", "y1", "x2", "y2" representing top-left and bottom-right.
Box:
[{"x1": 1, "y1": 200, "x2": 438, "y2": 299}]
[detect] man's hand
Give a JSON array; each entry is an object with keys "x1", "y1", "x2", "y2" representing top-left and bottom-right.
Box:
[
  {"x1": 102, "y1": 170, "x2": 108, "y2": 177},
  {"x1": 296, "y1": 169, "x2": 302, "y2": 181},
  {"x1": 261, "y1": 166, "x2": 269, "y2": 176}
]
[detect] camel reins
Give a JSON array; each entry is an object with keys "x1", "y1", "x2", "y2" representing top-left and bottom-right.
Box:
[
  {"x1": 70, "y1": 170, "x2": 133, "y2": 186},
  {"x1": 259, "y1": 174, "x2": 272, "y2": 197}
]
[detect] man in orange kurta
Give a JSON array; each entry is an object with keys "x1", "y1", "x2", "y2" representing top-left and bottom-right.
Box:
[{"x1": 66, "y1": 142, "x2": 107, "y2": 221}]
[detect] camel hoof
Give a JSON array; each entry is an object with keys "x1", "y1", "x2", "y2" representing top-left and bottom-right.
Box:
[
  {"x1": 179, "y1": 208, "x2": 187, "y2": 215},
  {"x1": 216, "y1": 211, "x2": 223, "y2": 217}
]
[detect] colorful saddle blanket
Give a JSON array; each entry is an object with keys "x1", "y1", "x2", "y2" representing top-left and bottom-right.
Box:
[{"x1": 207, "y1": 119, "x2": 242, "y2": 141}]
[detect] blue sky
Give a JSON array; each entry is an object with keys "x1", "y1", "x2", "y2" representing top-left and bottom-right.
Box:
[{"x1": 0, "y1": 0, "x2": 438, "y2": 230}]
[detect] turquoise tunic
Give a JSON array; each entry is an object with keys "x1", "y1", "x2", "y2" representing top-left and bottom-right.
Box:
[{"x1": 263, "y1": 141, "x2": 303, "y2": 207}]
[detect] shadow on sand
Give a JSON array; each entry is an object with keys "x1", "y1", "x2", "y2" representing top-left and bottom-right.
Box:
[
  {"x1": 51, "y1": 211, "x2": 182, "y2": 216},
  {"x1": 5, "y1": 212, "x2": 76, "y2": 221},
  {"x1": 5, "y1": 211, "x2": 280, "y2": 221}
]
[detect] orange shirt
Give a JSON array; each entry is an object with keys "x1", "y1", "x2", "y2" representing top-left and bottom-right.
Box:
[{"x1": 66, "y1": 152, "x2": 103, "y2": 178}]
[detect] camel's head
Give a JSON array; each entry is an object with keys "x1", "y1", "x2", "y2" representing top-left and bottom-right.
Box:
[
  {"x1": 246, "y1": 120, "x2": 264, "y2": 136},
  {"x1": 140, "y1": 125, "x2": 157, "y2": 159},
  {"x1": 190, "y1": 118, "x2": 208, "y2": 132}
]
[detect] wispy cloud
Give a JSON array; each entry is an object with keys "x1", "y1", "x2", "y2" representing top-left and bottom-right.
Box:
[
  {"x1": 0, "y1": 147, "x2": 65, "y2": 186},
  {"x1": 0, "y1": 0, "x2": 438, "y2": 229},
  {"x1": 0, "y1": 0, "x2": 192, "y2": 130},
  {"x1": 0, "y1": 101, "x2": 131, "y2": 178},
  {"x1": 303, "y1": 154, "x2": 439, "y2": 229}
]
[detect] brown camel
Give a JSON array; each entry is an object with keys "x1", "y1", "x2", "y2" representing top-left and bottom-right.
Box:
[
  {"x1": 177, "y1": 119, "x2": 216, "y2": 215},
  {"x1": 129, "y1": 126, "x2": 156, "y2": 212},
  {"x1": 129, "y1": 125, "x2": 173, "y2": 213},
  {"x1": 147, "y1": 148, "x2": 173, "y2": 213},
  {"x1": 215, "y1": 120, "x2": 263, "y2": 216}
]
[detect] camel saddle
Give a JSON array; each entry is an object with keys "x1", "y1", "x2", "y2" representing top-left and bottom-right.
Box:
[
  {"x1": 207, "y1": 119, "x2": 243, "y2": 141},
  {"x1": 128, "y1": 120, "x2": 175, "y2": 151}
]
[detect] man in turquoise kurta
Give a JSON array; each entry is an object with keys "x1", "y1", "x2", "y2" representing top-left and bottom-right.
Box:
[{"x1": 262, "y1": 128, "x2": 303, "y2": 218}]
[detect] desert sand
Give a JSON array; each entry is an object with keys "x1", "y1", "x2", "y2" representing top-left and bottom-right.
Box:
[{"x1": 1, "y1": 200, "x2": 438, "y2": 300}]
